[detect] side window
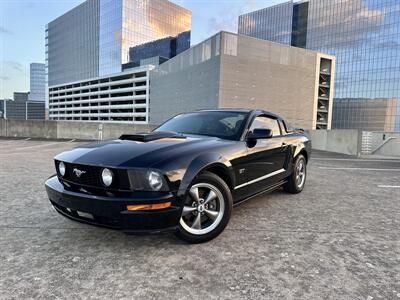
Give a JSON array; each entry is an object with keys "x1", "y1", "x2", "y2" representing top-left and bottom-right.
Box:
[{"x1": 249, "y1": 116, "x2": 281, "y2": 136}]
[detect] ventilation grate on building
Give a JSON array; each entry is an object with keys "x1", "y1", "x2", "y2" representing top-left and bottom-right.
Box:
[{"x1": 361, "y1": 131, "x2": 373, "y2": 155}]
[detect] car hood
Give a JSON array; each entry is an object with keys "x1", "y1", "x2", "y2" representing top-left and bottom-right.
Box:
[{"x1": 55, "y1": 135, "x2": 230, "y2": 169}]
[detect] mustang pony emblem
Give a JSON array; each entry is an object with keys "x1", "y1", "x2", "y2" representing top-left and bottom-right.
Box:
[{"x1": 73, "y1": 168, "x2": 86, "y2": 178}]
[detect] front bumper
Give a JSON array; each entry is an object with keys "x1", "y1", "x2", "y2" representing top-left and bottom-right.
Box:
[{"x1": 45, "y1": 176, "x2": 182, "y2": 233}]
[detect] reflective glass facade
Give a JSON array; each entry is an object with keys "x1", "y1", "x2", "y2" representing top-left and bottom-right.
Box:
[
  {"x1": 238, "y1": 1, "x2": 294, "y2": 45},
  {"x1": 238, "y1": 0, "x2": 400, "y2": 131},
  {"x1": 99, "y1": 0, "x2": 123, "y2": 75},
  {"x1": 47, "y1": 0, "x2": 100, "y2": 86},
  {"x1": 28, "y1": 63, "x2": 46, "y2": 102},
  {"x1": 126, "y1": 31, "x2": 190, "y2": 67},
  {"x1": 291, "y1": 1, "x2": 308, "y2": 48},
  {"x1": 307, "y1": 0, "x2": 400, "y2": 130},
  {"x1": 99, "y1": 0, "x2": 191, "y2": 75},
  {"x1": 48, "y1": 0, "x2": 191, "y2": 82}
]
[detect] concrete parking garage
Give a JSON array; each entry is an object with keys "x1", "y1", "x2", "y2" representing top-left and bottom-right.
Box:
[{"x1": 0, "y1": 138, "x2": 399, "y2": 299}]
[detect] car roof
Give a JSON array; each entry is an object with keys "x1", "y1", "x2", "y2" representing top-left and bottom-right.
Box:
[
  {"x1": 198, "y1": 108, "x2": 252, "y2": 113},
  {"x1": 197, "y1": 108, "x2": 281, "y2": 119}
]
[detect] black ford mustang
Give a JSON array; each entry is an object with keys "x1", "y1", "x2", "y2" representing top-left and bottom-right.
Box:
[{"x1": 45, "y1": 109, "x2": 311, "y2": 243}]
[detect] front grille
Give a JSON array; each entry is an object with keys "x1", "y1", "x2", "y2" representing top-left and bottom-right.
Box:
[
  {"x1": 56, "y1": 161, "x2": 130, "y2": 190},
  {"x1": 66, "y1": 163, "x2": 101, "y2": 187}
]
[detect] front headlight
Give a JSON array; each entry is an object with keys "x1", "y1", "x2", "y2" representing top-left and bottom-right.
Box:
[
  {"x1": 147, "y1": 171, "x2": 164, "y2": 191},
  {"x1": 58, "y1": 161, "x2": 66, "y2": 176},
  {"x1": 101, "y1": 168, "x2": 113, "y2": 187},
  {"x1": 127, "y1": 169, "x2": 168, "y2": 191}
]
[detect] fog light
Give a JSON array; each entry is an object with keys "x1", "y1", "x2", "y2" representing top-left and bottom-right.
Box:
[
  {"x1": 59, "y1": 161, "x2": 66, "y2": 176},
  {"x1": 101, "y1": 168, "x2": 113, "y2": 187},
  {"x1": 127, "y1": 202, "x2": 171, "y2": 211}
]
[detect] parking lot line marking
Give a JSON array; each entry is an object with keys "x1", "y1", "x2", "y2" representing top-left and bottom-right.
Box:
[
  {"x1": 319, "y1": 167, "x2": 400, "y2": 171},
  {"x1": 377, "y1": 185, "x2": 400, "y2": 188},
  {"x1": 313, "y1": 158, "x2": 400, "y2": 163},
  {"x1": 15, "y1": 140, "x2": 75, "y2": 150}
]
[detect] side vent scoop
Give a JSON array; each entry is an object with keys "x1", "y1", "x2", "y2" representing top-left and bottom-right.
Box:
[{"x1": 119, "y1": 131, "x2": 186, "y2": 142}]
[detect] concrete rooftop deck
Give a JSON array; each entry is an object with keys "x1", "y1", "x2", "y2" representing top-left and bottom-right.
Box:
[{"x1": 0, "y1": 138, "x2": 399, "y2": 299}]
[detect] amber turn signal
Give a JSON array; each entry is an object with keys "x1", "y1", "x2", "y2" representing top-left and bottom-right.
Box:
[{"x1": 127, "y1": 202, "x2": 171, "y2": 211}]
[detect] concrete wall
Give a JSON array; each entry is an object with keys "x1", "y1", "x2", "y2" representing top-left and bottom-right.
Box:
[
  {"x1": 149, "y1": 34, "x2": 221, "y2": 124},
  {"x1": 373, "y1": 138, "x2": 400, "y2": 157},
  {"x1": 6, "y1": 119, "x2": 58, "y2": 139},
  {"x1": 308, "y1": 129, "x2": 361, "y2": 156},
  {"x1": 149, "y1": 32, "x2": 335, "y2": 129},
  {"x1": 219, "y1": 33, "x2": 321, "y2": 130},
  {"x1": 1, "y1": 120, "x2": 397, "y2": 157},
  {"x1": 0, "y1": 119, "x2": 7, "y2": 137},
  {"x1": 0, "y1": 119, "x2": 155, "y2": 140},
  {"x1": 369, "y1": 132, "x2": 400, "y2": 157}
]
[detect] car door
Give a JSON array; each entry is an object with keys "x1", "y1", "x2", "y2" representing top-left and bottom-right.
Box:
[{"x1": 240, "y1": 115, "x2": 289, "y2": 197}]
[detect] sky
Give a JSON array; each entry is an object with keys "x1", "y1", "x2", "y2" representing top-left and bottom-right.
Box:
[{"x1": 0, "y1": 0, "x2": 284, "y2": 99}]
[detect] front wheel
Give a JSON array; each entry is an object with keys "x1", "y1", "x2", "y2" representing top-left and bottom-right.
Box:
[
  {"x1": 175, "y1": 172, "x2": 233, "y2": 243},
  {"x1": 283, "y1": 154, "x2": 307, "y2": 194}
]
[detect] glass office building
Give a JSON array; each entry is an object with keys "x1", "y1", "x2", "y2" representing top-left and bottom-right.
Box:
[
  {"x1": 238, "y1": 2, "x2": 294, "y2": 45},
  {"x1": 28, "y1": 63, "x2": 46, "y2": 102},
  {"x1": 99, "y1": 0, "x2": 191, "y2": 75},
  {"x1": 46, "y1": 0, "x2": 100, "y2": 86},
  {"x1": 238, "y1": 0, "x2": 400, "y2": 131},
  {"x1": 47, "y1": 0, "x2": 191, "y2": 85},
  {"x1": 125, "y1": 31, "x2": 190, "y2": 68}
]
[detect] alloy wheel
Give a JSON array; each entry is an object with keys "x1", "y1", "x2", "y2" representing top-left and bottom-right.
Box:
[
  {"x1": 179, "y1": 183, "x2": 225, "y2": 235},
  {"x1": 295, "y1": 159, "x2": 306, "y2": 189}
]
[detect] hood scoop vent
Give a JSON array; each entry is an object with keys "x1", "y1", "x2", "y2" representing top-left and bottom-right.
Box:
[{"x1": 119, "y1": 131, "x2": 186, "y2": 142}]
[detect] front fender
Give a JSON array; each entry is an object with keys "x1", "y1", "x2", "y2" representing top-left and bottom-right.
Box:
[{"x1": 177, "y1": 153, "x2": 233, "y2": 197}]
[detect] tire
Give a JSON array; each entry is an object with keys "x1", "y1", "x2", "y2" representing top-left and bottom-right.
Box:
[
  {"x1": 175, "y1": 171, "x2": 233, "y2": 243},
  {"x1": 283, "y1": 154, "x2": 307, "y2": 194}
]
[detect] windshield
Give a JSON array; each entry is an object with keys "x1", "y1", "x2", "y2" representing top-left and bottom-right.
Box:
[{"x1": 154, "y1": 111, "x2": 249, "y2": 140}]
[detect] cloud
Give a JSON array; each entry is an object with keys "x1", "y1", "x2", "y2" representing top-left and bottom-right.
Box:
[
  {"x1": 207, "y1": 0, "x2": 262, "y2": 36},
  {"x1": 173, "y1": 0, "x2": 185, "y2": 5},
  {"x1": 3, "y1": 60, "x2": 24, "y2": 72},
  {"x1": 207, "y1": 15, "x2": 238, "y2": 35},
  {"x1": 0, "y1": 76, "x2": 11, "y2": 80},
  {"x1": 0, "y1": 26, "x2": 12, "y2": 35}
]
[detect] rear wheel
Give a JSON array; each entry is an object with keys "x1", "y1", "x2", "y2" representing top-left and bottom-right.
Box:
[
  {"x1": 175, "y1": 172, "x2": 232, "y2": 243},
  {"x1": 283, "y1": 154, "x2": 307, "y2": 194}
]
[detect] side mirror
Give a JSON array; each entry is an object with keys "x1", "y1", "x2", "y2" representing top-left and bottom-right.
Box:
[{"x1": 247, "y1": 128, "x2": 273, "y2": 140}]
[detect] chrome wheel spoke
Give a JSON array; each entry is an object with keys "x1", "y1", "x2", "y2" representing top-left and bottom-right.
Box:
[
  {"x1": 191, "y1": 213, "x2": 202, "y2": 229},
  {"x1": 296, "y1": 160, "x2": 306, "y2": 188},
  {"x1": 182, "y1": 206, "x2": 197, "y2": 216},
  {"x1": 204, "y1": 209, "x2": 218, "y2": 221},
  {"x1": 189, "y1": 187, "x2": 200, "y2": 202},
  {"x1": 204, "y1": 190, "x2": 216, "y2": 205}
]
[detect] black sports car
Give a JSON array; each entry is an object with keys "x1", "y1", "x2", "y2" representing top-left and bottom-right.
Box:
[{"x1": 45, "y1": 109, "x2": 311, "y2": 243}]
